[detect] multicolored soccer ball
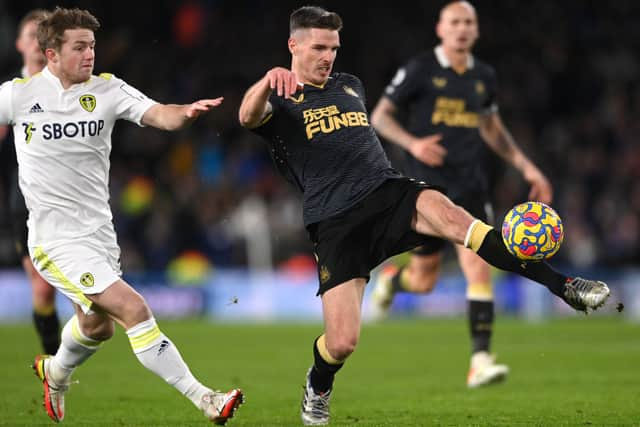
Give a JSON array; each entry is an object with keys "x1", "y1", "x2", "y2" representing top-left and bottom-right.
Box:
[{"x1": 501, "y1": 202, "x2": 564, "y2": 261}]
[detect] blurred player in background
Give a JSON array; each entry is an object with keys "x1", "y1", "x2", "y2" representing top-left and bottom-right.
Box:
[
  {"x1": 0, "y1": 9, "x2": 61, "y2": 355},
  {"x1": 0, "y1": 7, "x2": 242, "y2": 424},
  {"x1": 370, "y1": 0, "x2": 553, "y2": 388},
  {"x1": 239, "y1": 5, "x2": 608, "y2": 425}
]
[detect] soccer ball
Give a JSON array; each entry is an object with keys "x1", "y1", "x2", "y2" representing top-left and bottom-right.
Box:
[{"x1": 501, "y1": 202, "x2": 564, "y2": 261}]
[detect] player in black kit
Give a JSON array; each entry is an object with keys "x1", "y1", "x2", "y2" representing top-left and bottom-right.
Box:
[
  {"x1": 0, "y1": 9, "x2": 60, "y2": 355},
  {"x1": 238, "y1": 6, "x2": 609, "y2": 425},
  {"x1": 370, "y1": 1, "x2": 553, "y2": 388}
]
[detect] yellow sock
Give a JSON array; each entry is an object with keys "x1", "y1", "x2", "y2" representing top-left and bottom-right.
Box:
[
  {"x1": 33, "y1": 303, "x2": 56, "y2": 316},
  {"x1": 317, "y1": 334, "x2": 344, "y2": 365},
  {"x1": 466, "y1": 282, "x2": 494, "y2": 301},
  {"x1": 464, "y1": 220, "x2": 494, "y2": 252}
]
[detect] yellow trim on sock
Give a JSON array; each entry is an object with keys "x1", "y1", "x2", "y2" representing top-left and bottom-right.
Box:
[
  {"x1": 317, "y1": 334, "x2": 344, "y2": 365},
  {"x1": 399, "y1": 268, "x2": 411, "y2": 291},
  {"x1": 467, "y1": 221, "x2": 494, "y2": 252},
  {"x1": 33, "y1": 247, "x2": 93, "y2": 309},
  {"x1": 70, "y1": 315, "x2": 102, "y2": 348},
  {"x1": 466, "y1": 282, "x2": 494, "y2": 301},
  {"x1": 33, "y1": 303, "x2": 56, "y2": 316},
  {"x1": 129, "y1": 325, "x2": 162, "y2": 350}
]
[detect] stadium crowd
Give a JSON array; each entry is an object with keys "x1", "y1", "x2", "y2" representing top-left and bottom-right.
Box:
[{"x1": 0, "y1": 1, "x2": 638, "y2": 272}]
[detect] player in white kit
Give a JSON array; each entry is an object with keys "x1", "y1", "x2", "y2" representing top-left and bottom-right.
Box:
[{"x1": 0, "y1": 7, "x2": 242, "y2": 424}]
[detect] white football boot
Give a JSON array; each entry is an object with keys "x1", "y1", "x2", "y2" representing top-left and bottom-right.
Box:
[
  {"x1": 562, "y1": 278, "x2": 610, "y2": 313},
  {"x1": 33, "y1": 355, "x2": 71, "y2": 423},
  {"x1": 369, "y1": 265, "x2": 398, "y2": 321},
  {"x1": 301, "y1": 369, "x2": 331, "y2": 426},
  {"x1": 200, "y1": 389, "x2": 244, "y2": 425},
  {"x1": 467, "y1": 351, "x2": 509, "y2": 388}
]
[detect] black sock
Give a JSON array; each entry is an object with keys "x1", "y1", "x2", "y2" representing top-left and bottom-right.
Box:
[
  {"x1": 33, "y1": 310, "x2": 60, "y2": 355},
  {"x1": 309, "y1": 336, "x2": 343, "y2": 394},
  {"x1": 476, "y1": 230, "x2": 567, "y2": 297},
  {"x1": 391, "y1": 266, "x2": 406, "y2": 293},
  {"x1": 469, "y1": 300, "x2": 493, "y2": 354}
]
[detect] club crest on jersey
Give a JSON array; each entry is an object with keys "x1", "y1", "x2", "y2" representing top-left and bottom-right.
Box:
[
  {"x1": 343, "y1": 85, "x2": 358, "y2": 97},
  {"x1": 79, "y1": 94, "x2": 96, "y2": 112},
  {"x1": 475, "y1": 81, "x2": 485, "y2": 95},
  {"x1": 432, "y1": 77, "x2": 447, "y2": 88},
  {"x1": 80, "y1": 272, "x2": 95, "y2": 287}
]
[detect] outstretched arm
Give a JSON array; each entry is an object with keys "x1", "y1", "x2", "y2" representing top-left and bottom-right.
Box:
[
  {"x1": 480, "y1": 112, "x2": 553, "y2": 203},
  {"x1": 141, "y1": 97, "x2": 223, "y2": 131},
  {"x1": 371, "y1": 97, "x2": 446, "y2": 167},
  {"x1": 238, "y1": 67, "x2": 299, "y2": 129}
]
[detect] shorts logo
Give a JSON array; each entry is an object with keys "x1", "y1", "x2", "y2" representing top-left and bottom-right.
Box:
[
  {"x1": 79, "y1": 94, "x2": 96, "y2": 112},
  {"x1": 319, "y1": 265, "x2": 331, "y2": 285},
  {"x1": 475, "y1": 81, "x2": 485, "y2": 95},
  {"x1": 432, "y1": 77, "x2": 447, "y2": 88},
  {"x1": 80, "y1": 272, "x2": 95, "y2": 287}
]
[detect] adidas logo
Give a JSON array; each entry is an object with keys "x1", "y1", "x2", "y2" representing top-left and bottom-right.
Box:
[
  {"x1": 157, "y1": 339, "x2": 171, "y2": 356},
  {"x1": 29, "y1": 103, "x2": 44, "y2": 113}
]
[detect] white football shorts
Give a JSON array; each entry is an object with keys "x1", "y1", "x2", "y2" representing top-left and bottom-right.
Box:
[{"x1": 29, "y1": 223, "x2": 122, "y2": 314}]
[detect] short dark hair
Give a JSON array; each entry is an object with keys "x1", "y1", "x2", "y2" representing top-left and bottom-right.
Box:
[
  {"x1": 289, "y1": 6, "x2": 343, "y2": 34},
  {"x1": 37, "y1": 7, "x2": 100, "y2": 53},
  {"x1": 17, "y1": 9, "x2": 50, "y2": 35}
]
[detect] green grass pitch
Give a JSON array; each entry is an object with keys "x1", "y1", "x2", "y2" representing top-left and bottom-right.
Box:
[{"x1": 0, "y1": 317, "x2": 638, "y2": 426}]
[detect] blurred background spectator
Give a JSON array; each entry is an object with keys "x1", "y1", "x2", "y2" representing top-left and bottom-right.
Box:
[{"x1": 1, "y1": 0, "x2": 638, "y2": 275}]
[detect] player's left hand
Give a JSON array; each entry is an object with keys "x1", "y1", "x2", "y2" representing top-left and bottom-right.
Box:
[
  {"x1": 185, "y1": 97, "x2": 224, "y2": 119},
  {"x1": 525, "y1": 167, "x2": 553, "y2": 204}
]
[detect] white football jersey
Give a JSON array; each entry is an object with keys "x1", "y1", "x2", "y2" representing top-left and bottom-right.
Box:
[{"x1": 0, "y1": 66, "x2": 157, "y2": 246}]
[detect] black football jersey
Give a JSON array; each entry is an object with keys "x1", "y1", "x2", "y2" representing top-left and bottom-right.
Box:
[
  {"x1": 252, "y1": 72, "x2": 400, "y2": 226},
  {"x1": 384, "y1": 49, "x2": 498, "y2": 199}
]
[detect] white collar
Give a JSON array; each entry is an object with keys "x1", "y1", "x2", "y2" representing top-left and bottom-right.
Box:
[
  {"x1": 42, "y1": 66, "x2": 89, "y2": 92},
  {"x1": 21, "y1": 66, "x2": 29, "y2": 78},
  {"x1": 434, "y1": 45, "x2": 474, "y2": 69}
]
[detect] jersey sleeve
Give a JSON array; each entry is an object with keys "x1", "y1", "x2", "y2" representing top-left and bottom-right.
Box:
[
  {"x1": 0, "y1": 80, "x2": 14, "y2": 125},
  {"x1": 252, "y1": 94, "x2": 282, "y2": 133},
  {"x1": 483, "y1": 66, "x2": 499, "y2": 114},
  {"x1": 110, "y1": 75, "x2": 158, "y2": 126},
  {"x1": 348, "y1": 74, "x2": 367, "y2": 105},
  {"x1": 383, "y1": 58, "x2": 423, "y2": 107}
]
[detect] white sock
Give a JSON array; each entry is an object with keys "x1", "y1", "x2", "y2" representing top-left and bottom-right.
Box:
[
  {"x1": 126, "y1": 318, "x2": 211, "y2": 408},
  {"x1": 50, "y1": 315, "x2": 101, "y2": 384}
]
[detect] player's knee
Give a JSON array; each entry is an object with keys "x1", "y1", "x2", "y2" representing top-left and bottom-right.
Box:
[
  {"x1": 83, "y1": 319, "x2": 115, "y2": 342},
  {"x1": 119, "y1": 290, "x2": 153, "y2": 325},
  {"x1": 410, "y1": 259, "x2": 441, "y2": 293},
  {"x1": 32, "y1": 279, "x2": 56, "y2": 303},
  {"x1": 326, "y1": 334, "x2": 358, "y2": 360},
  {"x1": 413, "y1": 274, "x2": 438, "y2": 293},
  {"x1": 444, "y1": 203, "x2": 469, "y2": 229},
  {"x1": 127, "y1": 299, "x2": 153, "y2": 325},
  {"x1": 438, "y1": 202, "x2": 474, "y2": 243}
]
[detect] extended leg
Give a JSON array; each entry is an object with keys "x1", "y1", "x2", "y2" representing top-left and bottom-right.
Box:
[{"x1": 302, "y1": 278, "x2": 366, "y2": 426}]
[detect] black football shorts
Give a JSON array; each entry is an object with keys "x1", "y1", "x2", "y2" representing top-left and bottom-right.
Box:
[{"x1": 308, "y1": 177, "x2": 444, "y2": 295}]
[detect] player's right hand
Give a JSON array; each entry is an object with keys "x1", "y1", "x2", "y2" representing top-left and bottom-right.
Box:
[
  {"x1": 185, "y1": 97, "x2": 224, "y2": 119},
  {"x1": 408, "y1": 134, "x2": 446, "y2": 166},
  {"x1": 0, "y1": 125, "x2": 8, "y2": 144},
  {"x1": 265, "y1": 67, "x2": 302, "y2": 99}
]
